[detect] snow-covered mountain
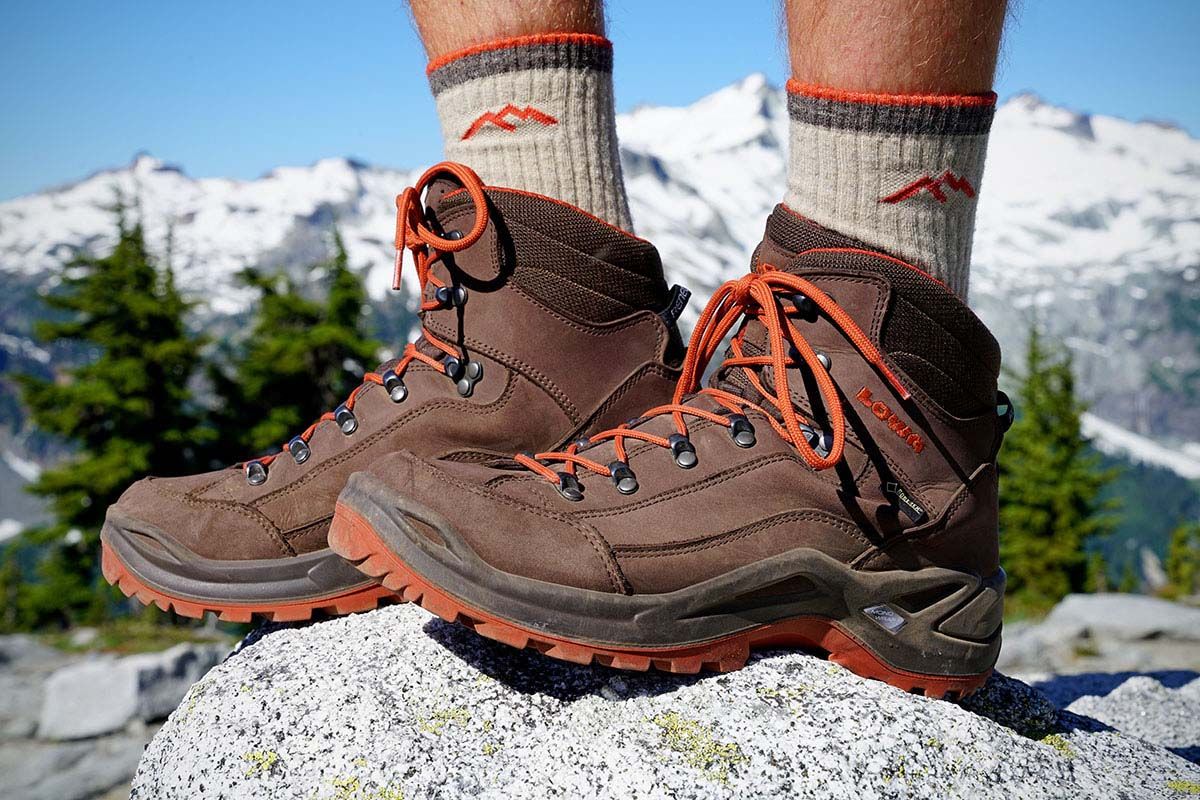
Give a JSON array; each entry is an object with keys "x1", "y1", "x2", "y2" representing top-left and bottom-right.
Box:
[{"x1": 2, "y1": 74, "x2": 1198, "y2": 478}]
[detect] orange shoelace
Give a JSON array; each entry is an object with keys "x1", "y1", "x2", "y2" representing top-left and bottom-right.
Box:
[
  {"x1": 251, "y1": 162, "x2": 488, "y2": 473},
  {"x1": 515, "y1": 264, "x2": 910, "y2": 487}
]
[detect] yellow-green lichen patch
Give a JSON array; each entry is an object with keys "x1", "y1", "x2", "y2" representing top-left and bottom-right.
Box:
[
  {"x1": 755, "y1": 685, "x2": 808, "y2": 711},
  {"x1": 482, "y1": 742, "x2": 501, "y2": 756},
  {"x1": 324, "y1": 776, "x2": 405, "y2": 800},
  {"x1": 329, "y1": 776, "x2": 362, "y2": 800},
  {"x1": 650, "y1": 711, "x2": 748, "y2": 784},
  {"x1": 418, "y1": 706, "x2": 471, "y2": 735},
  {"x1": 180, "y1": 680, "x2": 210, "y2": 720},
  {"x1": 242, "y1": 749, "x2": 279, "y2": 778},
  {"x1": 1167, "y1": 780, "x2": 1200, "y2": 795},
  {"x1": 1040, "y1": 734, "x2": 1076, "y2": 758}
]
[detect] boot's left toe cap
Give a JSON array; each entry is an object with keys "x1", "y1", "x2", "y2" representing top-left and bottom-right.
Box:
[{"x1": 348, "y1": 451, "x2": 626, "y2": 594}]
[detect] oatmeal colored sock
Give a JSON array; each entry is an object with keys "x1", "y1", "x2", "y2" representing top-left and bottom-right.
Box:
[
  {"x1": 785, "y1": 81, "x2": 996, "y2": 299},
  {"x1": 428, "y1": 33, "x2": 632, "y2": 231}
]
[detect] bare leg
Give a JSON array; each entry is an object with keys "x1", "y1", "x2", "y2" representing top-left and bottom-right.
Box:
[
  {"x1": 787, "y1": 0, "x2": 1007, "y2": 94},
  {"x1": 410, "y1": 0, "x2": 604, "y2": 60},
  {"x1": 781, "y1": 0, "x2": 1008, "y2": 299},
  {"x1": 411, "y1": 0, "x2": 631, "y2": 229}
]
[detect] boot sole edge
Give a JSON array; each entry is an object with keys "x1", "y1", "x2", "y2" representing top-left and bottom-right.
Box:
[{"x1": 330, "y1": 500, "x2": 993, "y2": 699}]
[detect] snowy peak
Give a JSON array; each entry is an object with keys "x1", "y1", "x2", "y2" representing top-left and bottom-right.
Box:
[
  {"x1": 1, "y1": 77, "x2": 1197, "y2": 456},
  {"x1": 619, "y1": 72, "x2": 786, "y2": 160}
]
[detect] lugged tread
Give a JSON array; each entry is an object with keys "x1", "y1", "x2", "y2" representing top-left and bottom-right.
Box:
[
  {"x1": 330, "y1": 503, "x2": 990, "y2": 699},
  {"x1": 101, "y1": 541, "x2": 396, "y2": 623}
]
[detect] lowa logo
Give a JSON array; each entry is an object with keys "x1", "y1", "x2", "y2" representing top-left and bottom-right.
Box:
[{"x1": 856, "y1": 387, "x2": 924, "y2": 454}]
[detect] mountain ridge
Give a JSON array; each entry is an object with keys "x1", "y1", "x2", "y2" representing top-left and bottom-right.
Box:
[{"x1": 1, "y1": 76, "x2": 1197, "y2": 479}]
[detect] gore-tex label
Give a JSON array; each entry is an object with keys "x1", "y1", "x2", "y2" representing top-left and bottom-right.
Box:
[
  {"x1": 659, "y1": 284, "x2": 692, "y2": 326},
  {"x1": 884, "y1": 481, "x2": 928, "y2": 524}
]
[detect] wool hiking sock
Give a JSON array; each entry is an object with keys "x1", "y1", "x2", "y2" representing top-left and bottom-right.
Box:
[
  {"x1": 784, "y1": 81, "x2": 996, "y2": 299},
  {"x1": 428, "y1": 33, "x2": 633, "y2": 231}
]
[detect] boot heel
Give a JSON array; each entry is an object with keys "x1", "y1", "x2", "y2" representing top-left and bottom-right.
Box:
[{"x1": 832, "y1": 568, "x2": 1006, "y2": 698}]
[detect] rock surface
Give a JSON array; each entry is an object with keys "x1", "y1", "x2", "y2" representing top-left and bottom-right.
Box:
[
  {"x1": 0, "y1": 634, "x2": 71, "y2": 739},
  {"x1": 134, "y1": 604, "x2": 1200, "y2": 800},
  {"x1": 0, "y1": 634, "x2": 229, "y2": 800},
  {"x1": 1042, "y1": 594, "x2": 1200, "y2": 642},
  {"x1": 1, "y1": 731, "x2": 151, "y2": 800},
  {"x1": 998, "y1": 594, "x2": 1200, "y2": 677},
  {"x1": 38, "y1": 641, "x2": 227, "y2": 740}
]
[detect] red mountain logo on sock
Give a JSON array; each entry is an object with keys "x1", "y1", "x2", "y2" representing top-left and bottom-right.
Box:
[
  {"x1": 879, "y1": 171, "x2": 976, "y2": 204},
  {"x1": 461, "y1": 105, "x2": 559, "y2": 140}
]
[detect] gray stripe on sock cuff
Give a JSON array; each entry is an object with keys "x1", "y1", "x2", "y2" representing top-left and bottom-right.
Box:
[
  {"x1": 430, "y1": 42, "x2": 612, "y2": 95},
  {"x1": 788, "y1": 93, "x2": 995, "y2": 136}
]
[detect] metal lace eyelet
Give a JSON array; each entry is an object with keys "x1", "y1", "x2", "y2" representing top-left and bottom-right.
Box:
[
  {"x1": 434, "y1": 285, "x2": 468, "y2": 308},
  {"x1": 456, "y1": 360, "x2": 483, "y2": 397},
  {"x1": 245, "y1": 460, "x2": 268, "y2": 486},
  {"x1": 287, "y1": 436, "x2": 311, "y2": 464},
  {"x1": 800, "y1": 424, "x2": 832, "y2": 458},
  {"x1": 556, "y1": 472, "x2": 584, "y2": 502},
  {"x1": 382, "y1": 369, "x2": 408, "y2": 402},
  {"x1": 333, "y1": 404, "x2": 358, "y2": 435},
  {"x1": 789, "y1": 293, "x2": 819, "y2": 322},
  {"x1": 444, "y1": 229, "x2": 465, "y2": 241},
  {"x1": 608, "y1": 461, "x2": 639, "y2": 495},
  {"x1": 668, "y1": 434, "x2": 698, "y2": 469},
  {"x1": 815, "y1": 350, "x2": 832, "y2": 370},
  {"x1": 727, "y1": 415, "x2": 756, "y2": 448}
]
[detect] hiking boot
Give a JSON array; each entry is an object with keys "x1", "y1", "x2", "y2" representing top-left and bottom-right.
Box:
[
  {"x1": 329, "y1": 205, "x2": 1011, "y2": 697},
  {"x1": 101, "y1": 162, "x2": 687, "y2": 622}
]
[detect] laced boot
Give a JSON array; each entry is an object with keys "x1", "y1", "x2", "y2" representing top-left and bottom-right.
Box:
[
  {"x1": 330, "y1": 204, "x2": 1011, "y2": 697},
  {"x1": 101, "y1": 162, "x2": 688, "y2": 621}
]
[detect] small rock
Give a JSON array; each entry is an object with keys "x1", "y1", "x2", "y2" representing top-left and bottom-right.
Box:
[
  {"x1": 68, "y1": 627, "x2": 99, "y2": 649},
  {"x1": 1066, "y1": 674, "x2": 1200, "y2": 760},
  {"x1": 0, "y1": 635, "x2": 72, "y2": 740},
  {"x1": 0, "y1": 731, "x2": 150, "y2": 800},
  {"x1": 1043, "y1": 593, "x2": 1200, "y2": 642},
  {"x1": 38, "y1": 642, "x2": 226, "y2": 740},
  {"x1": 0, "y1": 634, "x2": 64, "y2": 668}
]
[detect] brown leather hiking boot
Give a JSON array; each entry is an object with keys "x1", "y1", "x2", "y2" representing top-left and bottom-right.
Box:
[
  {"x1": 101, "y1": 162, "x2": 687, "y2": 622},
  {"x1": 329, "y1": 205, "x2": 1011, "y2": 697}
]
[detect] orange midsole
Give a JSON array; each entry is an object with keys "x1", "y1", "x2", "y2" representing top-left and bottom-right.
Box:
[
  {"x1": 101, "y1": 541, "x2": 394, "y2": 621},
  {"x1": 330, "y1": 502, "x2": 990, "y2": 694}
]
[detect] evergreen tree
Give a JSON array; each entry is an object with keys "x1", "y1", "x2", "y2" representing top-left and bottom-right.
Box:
[
  {"x1": 1163, "y1": 522, "x2": 1200, "y2": 599},
  {"x1": 998, "y1": 327, "x2": 1117, "y2": 615},
  {"x1": 211, "y1": 228, "x2": 380, "y2": 460},
  {"x1": 14, "y1": 212, "x2": 207, "y2": 628},
  {"x1": 1117, "y1": 557, "x2": 1141, "y2": 593},
  {"x1": 1085, "y1": 550, "x2": 1109, "y2": 593}
]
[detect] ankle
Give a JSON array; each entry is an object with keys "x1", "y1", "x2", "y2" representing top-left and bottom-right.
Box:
[
  {"x1": 428, "y1": 33, "x2": 633, "y2": 231},
  {"x1": 783, "y1": 81, "x2": 996, "y2": 300}
]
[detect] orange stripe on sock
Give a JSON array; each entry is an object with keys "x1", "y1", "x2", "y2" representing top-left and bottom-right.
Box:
[
  {"x1": 786, "y1": 79, "x2": 996, "y2": 108},
  {"x1": 427, "y1": 33, "x2": 611, "y2": 75}
]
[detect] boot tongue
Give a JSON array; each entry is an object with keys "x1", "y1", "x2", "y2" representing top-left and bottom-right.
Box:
[
  {"x1": 707, "y1": 206, "x2": 864, "y2": 422},
  {"x1": 753, "y1": 204, "x2": 871, "y2": 274}
]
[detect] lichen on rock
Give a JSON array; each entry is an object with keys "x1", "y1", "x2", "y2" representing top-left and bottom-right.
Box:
[{"x1": 131, "y1": 604, "x2": 1200, "y2": 800}]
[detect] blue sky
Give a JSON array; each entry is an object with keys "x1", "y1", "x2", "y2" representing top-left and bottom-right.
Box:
[{"x1": 1, "y1": 0, "x2": 1198, "y2": 200}]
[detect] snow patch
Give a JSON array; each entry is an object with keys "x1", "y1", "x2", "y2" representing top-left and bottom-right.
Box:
[
  {"x1": 2, "y1": 449, "x2": 42, "y2": 482},
  {"x1": 0, "y1": 519, "x2": 22, "y2": 543},
  {"x1": 1083, "y1": 412, "x2": 1200, "y2": 480}
]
